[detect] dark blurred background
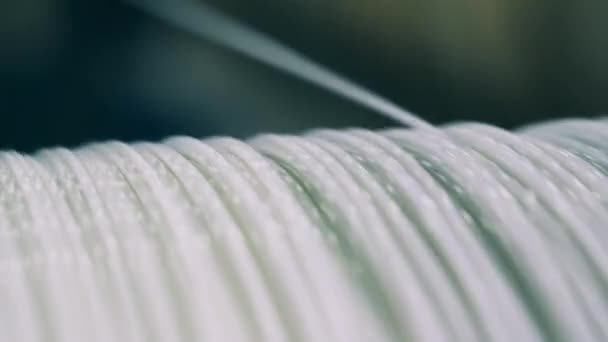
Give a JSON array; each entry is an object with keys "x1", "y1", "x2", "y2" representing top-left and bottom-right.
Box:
[{"x1": 1, "y1": 0, "x2": 607, "y2": 152}]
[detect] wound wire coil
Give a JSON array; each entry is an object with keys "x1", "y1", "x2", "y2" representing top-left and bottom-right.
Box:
[{"x1": 0, "y1": 119, "x2": 607, "y2": 342}]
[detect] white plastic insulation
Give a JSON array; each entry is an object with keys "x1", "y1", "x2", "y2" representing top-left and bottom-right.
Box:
[
  {"x1": 0, "y1": 120, "x2": 607, "y2": 342},
  {"x1": 1, "y1": 1, "x2": 606, "y2": 340}
]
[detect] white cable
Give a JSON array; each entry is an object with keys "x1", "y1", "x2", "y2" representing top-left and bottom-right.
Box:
[
  {"x1": 0, "y1": 2, "x2": 605, "y2": 341},
  {"x1": 127, "y1": 0, "x2": 432, "y2": 129},
  {"x1": 0, "y1": 120, "x2": 607, "y2": 341}
]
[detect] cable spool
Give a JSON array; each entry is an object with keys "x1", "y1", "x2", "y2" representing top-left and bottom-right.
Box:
[
  {"x1": 0, "y1": 120, "x2": 607, "y2": 342},
  {"x1": 1, "y1": 1, "x2": 607, "y2": 341}
]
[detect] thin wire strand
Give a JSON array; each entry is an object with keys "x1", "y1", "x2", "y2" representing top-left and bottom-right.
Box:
[{"x1": 128, "y1": 0, "x2": 433, "y2": 129}]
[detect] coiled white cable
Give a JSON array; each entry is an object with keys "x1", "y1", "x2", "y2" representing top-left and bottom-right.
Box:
[
  {"x1": 1, "y1": 120, "x2": 607, "y2": 342},
  {"x1": 1, "y1": 1, "x2": 606, "y2": 341}
]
